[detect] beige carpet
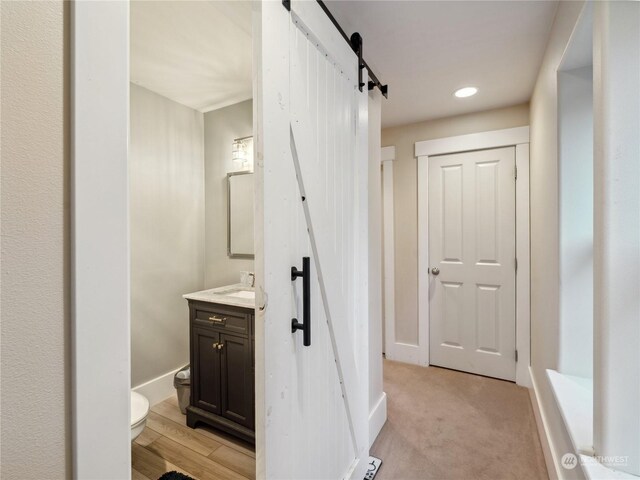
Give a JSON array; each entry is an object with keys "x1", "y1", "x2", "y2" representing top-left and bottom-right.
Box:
[{"x1": 371, "y1": 360, "x2": 548, "y2": 480}]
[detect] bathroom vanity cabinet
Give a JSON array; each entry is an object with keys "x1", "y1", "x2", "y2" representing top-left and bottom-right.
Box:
[{"x1": 185, "y1": 298, "x2": 255, "y2": 444}]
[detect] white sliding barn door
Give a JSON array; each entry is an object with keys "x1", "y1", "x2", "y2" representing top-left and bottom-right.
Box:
[
  {"x1": 428, "y1": 147, "x2": 516, "y2": 381},
  {"x1": 255, "y1": 2, "x2": 369, "y2": 479}
]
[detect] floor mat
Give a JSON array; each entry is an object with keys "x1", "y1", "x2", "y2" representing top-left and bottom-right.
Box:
[
  {"x1": 365, "y1": 456, "x2": 383, "y2": 480},
  {"x1": 158, "y1": 471, "x2": 196, "y2": 480}
]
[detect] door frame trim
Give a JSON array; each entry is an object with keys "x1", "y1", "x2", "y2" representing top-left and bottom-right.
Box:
[
  {"x1": 382, "y1": 146, "x2": 414, "y2": 363},
  {"x1": 381, "y1": 146, "x2": 427, "y2": 365},
  {"x1": 415, "y1": 126, "x2": 531, "y2": 386},
  {"x1": 71, "y1": 2, "x2": 131, "y2": 477}
]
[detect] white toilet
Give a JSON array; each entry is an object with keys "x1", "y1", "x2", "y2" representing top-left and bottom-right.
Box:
[{"x1": 131, "y1": 391, "x2": 150, "y2": 441}]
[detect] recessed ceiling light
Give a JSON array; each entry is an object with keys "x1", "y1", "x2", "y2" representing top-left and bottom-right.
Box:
[{"x1": 454, "y1": 87, "x2": 478, "y2": 98}]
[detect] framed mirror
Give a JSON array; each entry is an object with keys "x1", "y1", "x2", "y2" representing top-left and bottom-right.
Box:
[{"x1": 227, "y1": 171, "x2": 254, "y2": 258}]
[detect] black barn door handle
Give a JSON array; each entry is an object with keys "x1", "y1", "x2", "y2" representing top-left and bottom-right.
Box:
[{"x1": 291, "y1": 257, "x2": 311, "y2": 346}]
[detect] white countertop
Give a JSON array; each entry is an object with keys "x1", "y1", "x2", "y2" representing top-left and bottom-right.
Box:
[{"x1": 183, "y1": 283, "x2": 255, "y2": 309}]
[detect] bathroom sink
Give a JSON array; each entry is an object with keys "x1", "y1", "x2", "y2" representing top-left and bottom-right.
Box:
[
  {"x1": 183, "y1": 284, "x2": 256, "y2": 306},
  {"x1": 224, "y1": 289, "x2": 255, "y2": 300}
]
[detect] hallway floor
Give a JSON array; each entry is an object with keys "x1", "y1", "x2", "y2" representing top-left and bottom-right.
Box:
[{"x1": 371, "y1": 360, "x2": 548, "y2": 480}]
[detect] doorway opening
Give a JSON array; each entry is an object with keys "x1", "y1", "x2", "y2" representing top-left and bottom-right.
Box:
[
  {"x1": 129, "y1": 2, "x2": 257, "y2": 478},
  {"x1": 72, "y1": 2, "x2": 376, "y2": 477}
]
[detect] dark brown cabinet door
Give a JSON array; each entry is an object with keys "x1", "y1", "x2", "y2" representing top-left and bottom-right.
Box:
[
  {"x1": 220, "y1": 333, "x2": 254, "y2": 429},
  {"x1": 192, "y1": 326, "x2": 221, "y2": 415}
]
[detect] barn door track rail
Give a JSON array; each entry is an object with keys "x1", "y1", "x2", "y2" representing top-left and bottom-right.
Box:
[{"x1": 282, "y1": 0, "x2": 388, "y2": 98}]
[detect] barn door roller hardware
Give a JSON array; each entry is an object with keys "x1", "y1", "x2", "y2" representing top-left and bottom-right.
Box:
[{"x1": 282, "y1": 0, "x2": 388, "y2": 98}]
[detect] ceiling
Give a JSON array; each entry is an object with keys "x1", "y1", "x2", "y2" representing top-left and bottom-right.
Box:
[
  {"x1": 131, "y1": 1, "x2": 557, "y2": 125},
  {"x1": 326, "y1": 0, "x2": 558, "y2": 128},
  {"x1": 130, "y1": 1, "x2": 252, "y2": 113}
]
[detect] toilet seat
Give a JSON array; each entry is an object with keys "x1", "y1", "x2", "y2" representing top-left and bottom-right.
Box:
[{"x1": 131, "y1": 391, "x2": 150, "y2": 427}]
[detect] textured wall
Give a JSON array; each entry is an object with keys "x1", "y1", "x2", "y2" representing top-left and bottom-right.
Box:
[
  {"x1": 381, "y1": 103, "x2": 530, "y2": 346},
  {"x1": 204, "y1": 100, "x2": 254, "y2": 288},
  {"x1": 0, "y1": 1, "x2": 70, "y2": 477},
  {"x1": 130, "y1": 84, "x2": 205, "y2": 387}
]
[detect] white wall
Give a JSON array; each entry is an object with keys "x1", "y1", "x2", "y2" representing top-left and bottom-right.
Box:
[
  {"x1": 558, "y1": 66, "x2": 593, "y2": 379},
  {"x1": 130, "y1": 92, "x2": 255, "y2": 387},
  {"x1": 204, "y1": 100, "x2": 255, "y2": 287},
  {"x1": 0, "y1": 1, "x2": 70, "y2": 477},
  {"x1": 529, "y1": 2, "x2": 588, "y2": 478},
  {"x1": 592, "y1": 2, "x2": 640, "y2": 474},
  {"x1": 130, "y1": 84, "x2": 205, "y2": 387},
  {"x1": 381, "y1": 104, "x2": 529, "y2": 349}
]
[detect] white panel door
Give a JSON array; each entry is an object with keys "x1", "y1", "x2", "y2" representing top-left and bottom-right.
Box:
[
  {"x1": 256, "y1": 2, "x2": 369, "y2": 479},
  {"x1": 428, "y1": 147, "x2": 516, "y2": 381}
]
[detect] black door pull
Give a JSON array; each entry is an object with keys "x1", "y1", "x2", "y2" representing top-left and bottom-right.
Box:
[{"x1": 291, "y1": 257, "x2": 311, "y2": 346}]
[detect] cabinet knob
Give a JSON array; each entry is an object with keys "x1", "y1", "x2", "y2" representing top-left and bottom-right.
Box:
[
  {"x1": 217, "y1": 343, "x2": 224, "y2": 350},
  {"x1": 212, "y1": 342, "x2": 219, "y2": 349}
]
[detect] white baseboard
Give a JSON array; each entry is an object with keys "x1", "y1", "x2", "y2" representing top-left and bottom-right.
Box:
[
  {"x1": 386, "y1": 343, "x2": 427, "y2": 366},
  {"x1": 369, "y1": 392, "x2": 387, "y2": 448},
  {"x1": 529, "y1": 366, "x2": 562, "y2": 480},
  {"x1": 133, "y1": 366, "x2": 183, "y2": 407}
]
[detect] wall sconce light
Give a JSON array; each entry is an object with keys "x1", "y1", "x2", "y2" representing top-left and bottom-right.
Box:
[{"x1": 232, "y1": 136, "x2": 253, "y2": 172}]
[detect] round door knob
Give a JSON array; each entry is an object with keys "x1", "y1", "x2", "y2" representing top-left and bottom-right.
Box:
[{"x1": 431, "y1": 267, "x2": 440, "y2": 276}]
